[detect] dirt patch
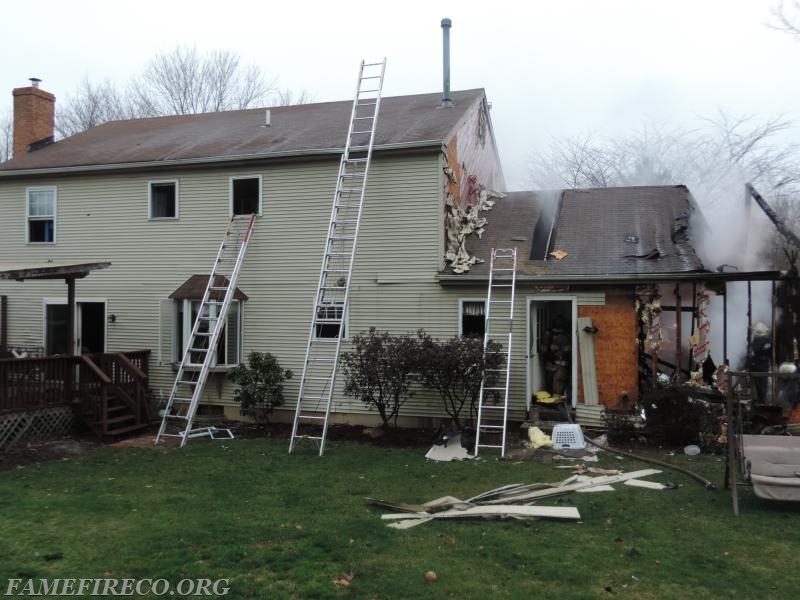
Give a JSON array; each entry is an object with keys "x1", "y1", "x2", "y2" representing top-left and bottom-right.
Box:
[
  {"x1": 232, "y1": 422, "x2": 436, "y2": 448},
  {"x1": 0, "y1": 423, "x2": 439, "y2": 471},
  {"x1": 0, "y1": 434, "x2": 102, "y2": 471}
]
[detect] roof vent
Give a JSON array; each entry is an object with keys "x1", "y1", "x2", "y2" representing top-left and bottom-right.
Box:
[
  {"x1": 29, "y1": 77, "x2": 42, "y2": 89},
  {"x1": 263, "y1": 109, "x2": 271, "y2": 127}
]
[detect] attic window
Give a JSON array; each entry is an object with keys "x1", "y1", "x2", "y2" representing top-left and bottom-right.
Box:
[{"x1": 231, "y1": 176, "x2": 262, "y2": 216}]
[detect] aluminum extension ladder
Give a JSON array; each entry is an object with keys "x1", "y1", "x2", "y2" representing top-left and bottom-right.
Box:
[
  {"x1": 474, "y1": 248, "x2": 518, "y2": 457},
  {"x1": 289, "y1": 59, "x2": 386, "y2": 456},
  {"x1": 156, "y1": 214, "x2": 256, "y2": 447}
]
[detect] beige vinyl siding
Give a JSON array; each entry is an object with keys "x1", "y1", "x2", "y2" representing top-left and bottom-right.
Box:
[{"x1": 0, "y1": 153, "x2": 472, "y2": 421}]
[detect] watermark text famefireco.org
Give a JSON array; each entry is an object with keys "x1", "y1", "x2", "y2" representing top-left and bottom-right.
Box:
[{"x1": 4, "y1": 578, "x2": 230, "y2": 596}]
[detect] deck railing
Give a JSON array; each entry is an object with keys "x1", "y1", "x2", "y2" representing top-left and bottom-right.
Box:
[{"x1": 0, "y1": 351, "x2": 151, "y2": 420}]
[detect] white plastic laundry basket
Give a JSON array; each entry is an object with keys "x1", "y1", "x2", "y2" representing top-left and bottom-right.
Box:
[{"x1": 551, "y1": 424, "x2": 586, "y2": 450}]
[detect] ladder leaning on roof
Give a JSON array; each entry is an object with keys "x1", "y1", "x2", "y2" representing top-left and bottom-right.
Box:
[
  {"x1": 474, "y1": 247, "x2": 518, "y2": 458},
  {"x1": 289, "y1": 59, "x2": 387, "y2": 456},
  {"x1": 156, "y1": 214, "x2": 256, "y2": 447}
]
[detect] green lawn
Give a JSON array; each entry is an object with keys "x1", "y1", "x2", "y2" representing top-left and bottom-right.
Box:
[{"x1": 1, "y1": 437, "x2": 799, "y2": 599}]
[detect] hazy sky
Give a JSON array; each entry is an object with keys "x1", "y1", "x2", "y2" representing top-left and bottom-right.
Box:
[{"x1": 2, "y1": 0, "x2": 798, "y2": 190}]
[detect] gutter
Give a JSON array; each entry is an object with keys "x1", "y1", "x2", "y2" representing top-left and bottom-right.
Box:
[
  {"x1": 436, "y1": 270, "x2": 793, "y2": 286},
  {"x1": 0, "y1": 139, "x2": 445, "y2": 179}
]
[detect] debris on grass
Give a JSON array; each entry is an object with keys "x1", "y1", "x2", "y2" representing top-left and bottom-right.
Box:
[
  {"x1": 333, "y1": 572, "x2": 354, "y2": 587},
  {"x1": 369, "y1": 468, "x2": 665, "y2": 528},
  {"x1": 424, "y1": 433, "x2": 474, "y2": 462}
]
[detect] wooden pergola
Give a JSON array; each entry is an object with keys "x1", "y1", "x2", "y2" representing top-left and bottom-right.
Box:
[{"x1": 0, "y1": 261, "x2": 110, "y2": 356}]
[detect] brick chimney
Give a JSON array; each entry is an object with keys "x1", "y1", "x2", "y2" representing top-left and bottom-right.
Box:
[{"x1": 12, "y1": 78, "x2": 55, "y2": 157}]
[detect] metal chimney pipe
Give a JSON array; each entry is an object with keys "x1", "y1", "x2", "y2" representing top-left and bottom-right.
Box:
[{"x1": 440, "y1": 18, "x2": 453, "y2": 107}]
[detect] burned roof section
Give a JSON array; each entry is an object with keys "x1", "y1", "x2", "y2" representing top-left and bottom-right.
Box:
[
  {"x1": 453, "y1": 185, "x2": 705, "y2": 279},
  {"x1": 0, "y1": 89, "x2": 486, "y2": 174}
]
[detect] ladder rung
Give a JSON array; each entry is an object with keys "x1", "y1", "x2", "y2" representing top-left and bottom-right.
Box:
[
  {"x1": 477, "y1": 443, "x2": 504, "y2": 449},
  {"x1": 297, "y1": 414, "x2": 327, "y2": 421},
  {"x1": 478, "y1": 425, "x2": 505, "y2": 431},
  {"x1": 293, "y1": 435, "x2": 325, "y2": 441},
  {"x1": 177, "y1": 380, "x2": 198, "y2": 385},
  {"x1": 345, "y1": 158, "x2": 368, "y2": 163},
  {"x1": 358, "y1": 89, "x2": 380, "y2": 93}
]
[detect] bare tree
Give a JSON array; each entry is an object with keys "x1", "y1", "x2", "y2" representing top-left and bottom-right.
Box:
[
  {"x1": 0, "y1": 112, "x2": 11, "y2": 162},
  {"x1": 56, "y1": 77, "x2": 130, "y2": 138},
  {"x1": 529, "y1": 115, "x2": 800, "y2": 204},
  {"x1": 270, "y1": 87, "x2": 318, "y2": 107},
  {"x1": 128, "y1": 46, "x2": 276, "y2": 117},
  {"x1": 53, "y1": 46, "x2": 313, "y2": 138},
  {"x1": 772, "y1": 1, "x2": 800, "y2": 36}
]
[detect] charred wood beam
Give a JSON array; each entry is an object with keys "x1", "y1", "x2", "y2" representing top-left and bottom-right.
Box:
[{"x1": 746, "y1": 183, "x2": 800, "y2": 250}]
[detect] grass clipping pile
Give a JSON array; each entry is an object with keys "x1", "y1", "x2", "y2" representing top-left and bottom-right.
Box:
[{"x1": 368, "y1": 468, "x2": 661, "y2": 529}]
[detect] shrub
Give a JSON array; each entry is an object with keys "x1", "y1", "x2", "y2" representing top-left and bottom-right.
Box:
[
  {"x1": 417, "y1": 334, "x2": 503, "y2": 430},
  {"x1": 229, "y1": 352, "x2": 292, "y2": 422},
  {"x1": 340, "y1": 328, "x2": 421, "y2": 428},
  {"x1": 641, "y1": 384, "x2": 716, "y2": 447}
]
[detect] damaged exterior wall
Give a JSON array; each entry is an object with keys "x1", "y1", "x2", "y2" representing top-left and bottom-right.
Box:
[{"x1": 442, "y1": 98, "x2": 505, "y2": 273}]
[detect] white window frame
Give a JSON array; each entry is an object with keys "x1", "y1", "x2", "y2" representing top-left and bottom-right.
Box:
[
  {"x1": 148, "y1": 179, "x2": 180, "y2": 220},
  {"x1": 229, "y1": 175, "x2": 263, "y2": 216},
  {"x1": 458, "y1": 298, "x2": 486, "y2": 337},
  {"x1": 26, "y1": 185, "x2": 57, "y2": 244},
  {"x1": 314, "y1": 301, "x2": 349, "y2": 340},
  {"x1": 176, "y1": 299, "x2": 242, "y2": 367}
]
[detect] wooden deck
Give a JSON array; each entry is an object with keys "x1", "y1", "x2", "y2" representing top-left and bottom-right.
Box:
[{"x1": 0, "y1": 350, "x2": 151, "y2": 437}]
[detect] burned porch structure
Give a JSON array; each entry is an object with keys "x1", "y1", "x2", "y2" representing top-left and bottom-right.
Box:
[{"x1": 439, "y1": 185, "x2": 800, "y2": 423}]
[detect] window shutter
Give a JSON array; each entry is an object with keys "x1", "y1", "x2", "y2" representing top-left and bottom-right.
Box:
[
  {"x1": 158, "y1": 299, "x2": 175, "y2": 366},
  {"x1": 226, "y1": 301, "x2": 241, "y2": 364}
]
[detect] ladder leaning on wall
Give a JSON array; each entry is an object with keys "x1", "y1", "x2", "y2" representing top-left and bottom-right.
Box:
[
  {"x1": 289, "y1": 59, "x2": 386, "y2": 456},
  {"x1": 156, "y1": 214, "x2": 256, "y2": 447},
  {"x1": 474, "y1": 247, "x2": 518, "y2": 458}
]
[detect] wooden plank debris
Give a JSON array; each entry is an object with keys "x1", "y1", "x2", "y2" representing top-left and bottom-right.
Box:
[
  {"x1": 371, "y1": 469, "x2": 663, "y2": 529},
  {"x1": 480, "y1": 468, "x2": 662, "y2": 504},
  {"x1": 381, "y1": 505, "x2": 581, "y2": 522}
]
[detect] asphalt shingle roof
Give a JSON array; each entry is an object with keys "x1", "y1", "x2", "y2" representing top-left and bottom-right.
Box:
[
  {"x1": 0, "y1": 89, "x2": 485, "y2": 173},
  {"x1": 459, "y1": 185, "x2": 706, "y2": 279}
]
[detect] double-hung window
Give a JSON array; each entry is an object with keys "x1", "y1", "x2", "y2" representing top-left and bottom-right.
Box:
[
  {"x1": 26, "y1": 186, "x2": 56, "y2": 243},
  {"x1": 315, "y1": 301, "x2": 347, "y2": 339},
  {"x1": 149, "y1": 180, "x2": 179, "y2": 219}
]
